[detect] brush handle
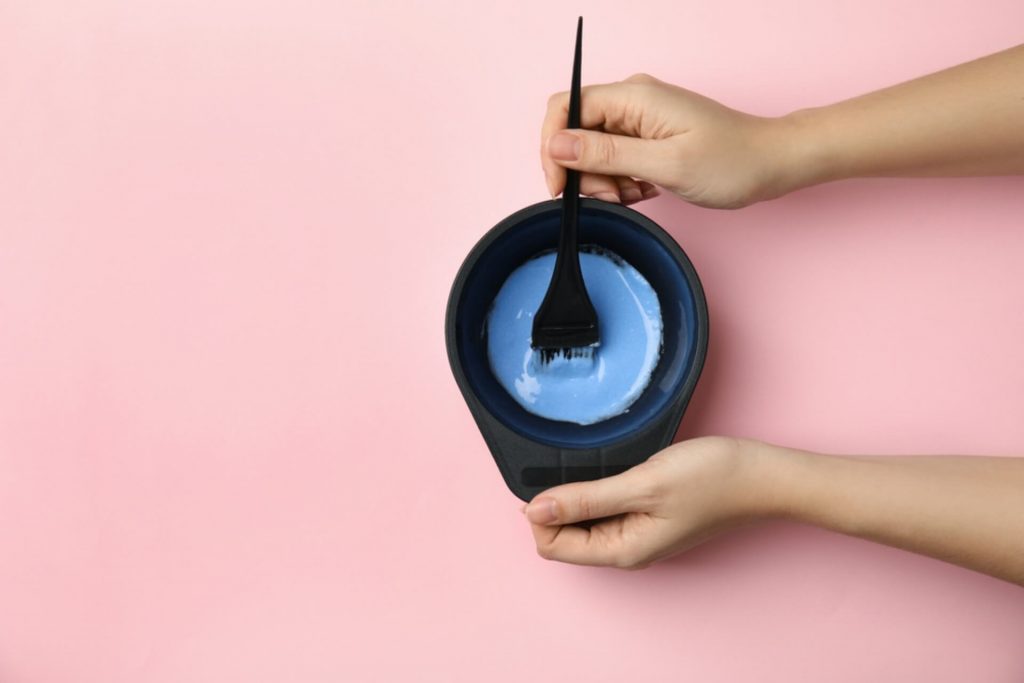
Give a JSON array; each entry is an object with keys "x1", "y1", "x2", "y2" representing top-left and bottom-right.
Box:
[
  {"x1": 568, "y1": 16, "x2": 582, "y2": 131},
  {"x1": 553, "y1": 16, "x2": 584, "y2": 305},
  {"x1": 531, "y1": 16, "x2": 598, "y2": 350}
]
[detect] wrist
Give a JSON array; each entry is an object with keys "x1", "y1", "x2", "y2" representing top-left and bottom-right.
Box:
[
  {"x1": 770, "y1": 106, "x2": 845, "y2": 195},
  {"x1": 736, "y1": 440, "x2": 822, "y2": 520}
]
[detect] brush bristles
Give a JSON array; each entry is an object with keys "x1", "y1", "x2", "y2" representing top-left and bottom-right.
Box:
[{"x1": 537, "y1": 346, "x2": 596, "y2": 364}]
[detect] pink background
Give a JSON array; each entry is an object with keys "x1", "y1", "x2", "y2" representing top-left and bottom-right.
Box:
[{"x1": 2, "y1": 0, "x2": 1024, "y2": 680}]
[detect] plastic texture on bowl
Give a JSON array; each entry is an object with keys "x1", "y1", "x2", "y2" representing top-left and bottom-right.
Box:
[{"x1": 446, "y1": 199, "x2": 708, "y2": 501}]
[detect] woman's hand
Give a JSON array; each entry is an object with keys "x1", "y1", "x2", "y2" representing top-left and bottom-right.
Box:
[
  {"x1": 540, "y1": 74, "x2": 807, "y2": 209},
  {"x1": 524, "y1": 437, "x2": 1024, "y2": 584},
  {"x1": 524, "y1": 437, "x2": 775, "y2": 569},
  {"x1": 543, "y1": 46, "x2": 1024, "y2": 209}
]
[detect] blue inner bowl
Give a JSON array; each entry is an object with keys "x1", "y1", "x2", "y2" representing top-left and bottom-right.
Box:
[{"x1": 455, "y1": 200, "x2": 703, "y2": 449}]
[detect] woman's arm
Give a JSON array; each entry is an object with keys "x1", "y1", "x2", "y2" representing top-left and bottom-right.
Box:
[
  {"x1": 525, "y1": 437, "x2": 1024, "y2": 585},
  {"x1": 786, "y1": 43, "x2": 1024, "y2": 190},
  {"x1": 761, "y1": 444, "x2": 1024, "y2": 584}
]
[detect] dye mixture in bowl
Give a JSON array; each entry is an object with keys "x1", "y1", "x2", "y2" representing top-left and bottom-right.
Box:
[{"x1": 486, "y1": 247, "x2": 663, "y2": 425}]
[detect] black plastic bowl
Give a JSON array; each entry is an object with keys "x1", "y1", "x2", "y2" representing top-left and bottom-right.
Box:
[{"x1": 446, "y1": 199, "x2": 708, "y2": 501}]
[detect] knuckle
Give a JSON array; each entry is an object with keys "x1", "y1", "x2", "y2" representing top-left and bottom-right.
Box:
[
  {"x1": 646, "y1": 449, "x2": 671, "y2": 465},
  {"x1": 610, "y1": 548, "x2": 643, "y2": 573},
  {"x1": 614, "y1": 549, "x2": 648, "y2": 570},
  {"x1": 626, "y1": 72, "x2": 657, "y2": 84},
  {"x1": 572, "y1": 492, "x2": 595, "y2": 521},
  {"x1": 621, "y1": 468, "x2": 661, "y2": 509},
  {"x1": 621, "y1": 468, "x2": 671, "y2": 514},
  {"x1": 535, "y1": 543, "x2": 556, "y2": 561},
  {"x1": 694, "y1": 435, "x2": 746, "y2": 458},
  {"x1": 637, "y1": 457, "x2": 671, "y2": 491},
  {"x1": 590, "y1": 135, "x2": 617, "y2": 167},
  {"x1": 638, "y1": 477, "x2": 665, "y2": 508},
  {"x1": 547, "y1": 91, "x2": 568, "y2": 109}
]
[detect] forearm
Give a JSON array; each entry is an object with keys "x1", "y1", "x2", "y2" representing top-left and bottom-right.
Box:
[
  {"x1": 779, "y1": 43, "x2": 1024, "y2": 190},
  {"x1": 753, "y1": 443, "x2": 1024, "y2": 585}
]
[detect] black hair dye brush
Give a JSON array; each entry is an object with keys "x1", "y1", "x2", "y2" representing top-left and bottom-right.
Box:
[{"x1": 530, "y1": 17, "x2": 599, "y2": 365}]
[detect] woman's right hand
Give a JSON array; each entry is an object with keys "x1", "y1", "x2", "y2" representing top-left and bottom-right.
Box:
[{"x1": 541, "y1": 73, "x2": 810, "y2": 209}]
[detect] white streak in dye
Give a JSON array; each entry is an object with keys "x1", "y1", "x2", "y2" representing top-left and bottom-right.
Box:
[
  {"x1": 514, "y1": 347, "x2": 541, "y2": 403},
  {"x1": 617, "y1": 269, "x2": 664, "y2": 402}
]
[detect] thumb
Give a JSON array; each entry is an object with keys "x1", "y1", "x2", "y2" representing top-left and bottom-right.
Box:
[
  {"x1": 547, "y1": 129, "x2": 677, "y2": 188},
  {"x1": 524, "y1": 468, "x2": 653, "y2": 526}
]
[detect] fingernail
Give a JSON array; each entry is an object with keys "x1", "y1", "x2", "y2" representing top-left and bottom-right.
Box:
[
  {"x1": 593, "y1": 191, "x2": 620, "y2": 203},
  {"x1": 622, "y1": 187, "x2": 643, "y2": 203},
  {"x1": 639, "y1": 181, "x2": 660, "y2": 198},
  {"x1": 549, "y1": 132, "x2": 580, "y2": 162},
  {"x1": 525, "y1": 496, "x2": 558, "y2": 524}
]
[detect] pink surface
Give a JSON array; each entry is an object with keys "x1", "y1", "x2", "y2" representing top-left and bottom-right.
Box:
[{"x1": 2, "y1": 1, "x2": 1023, "y2": 680}]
